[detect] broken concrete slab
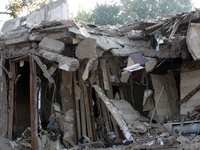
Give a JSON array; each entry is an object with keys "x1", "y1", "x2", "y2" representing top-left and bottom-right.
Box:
[
  {"x1": 26, "y1": 0, "x2": 68, "y2": 27},
  {"x1": 4, "y1": 29, "x2": 29, "y2": 45},
  {"x1": 111, "y1": 45, "x2": 139, "y2": 56},
  {"x1": 29, "y1": 31, "x2": 75, "y2": 41},
  {"x1": 186, "y1": 23, "x2": 200, "y2": 61},
  {"x1": 39, "y1": 37, "x2": 65, "y2": 53},
  {"x1": 5, "y1": 36, "x2": 29, "y2": 45},
  {"x1": 91, "y1": 35, "x2": 120, "y2": 51},
  {"x1": 36, "y1": 50, "x2": 79, "y2": 71},
  {"x1": 145, "y1": 59, "x2": 157, "y2": 73},
  {"x1": 1, "y1": 18, "x2": 22, "y2": 33},
  {"x1": 120, "y1": 70, "x2": 131, "y2": 83},
  {"x1": 82, "y1": 58, "x2": 97, "y2": 81},
  {"x1": 75, "y1": 38, "x2": 97, "y2": 59},
  {"x1": 47, "y1": 3, "x2": 68, "y2": 22},
  {"x1": 4, "y1": 28, "x2": 28, "y2": 40}
]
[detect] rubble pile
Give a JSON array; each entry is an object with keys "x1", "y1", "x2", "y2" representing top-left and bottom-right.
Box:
[{"x1": 1, "y1": 0, "x2": 200, "y2": 149}]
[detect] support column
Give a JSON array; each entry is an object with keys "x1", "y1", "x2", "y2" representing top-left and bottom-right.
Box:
[{"x1": 30, "y1": 55, "x2": 38, "y2": 150}]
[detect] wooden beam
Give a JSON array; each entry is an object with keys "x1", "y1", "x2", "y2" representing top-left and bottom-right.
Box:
[
  {"x1": 34, "y1": 55, "x2": 55, "y2": 84},
  {"x1": 179, "y1": 83, "x2": 200, "y2": 105},
  {"x1": 145, "y1": 22, "x2": 163, "y2": 30},
  {"x1": 11, "y1": 55, "x2": 29, "y2": 63},
  {"x1": 30, "y1": 55, "x2": 38, "y2": 150},
  {"x1": 8, "y1": 61, "x2": 15, "y2": 139}
]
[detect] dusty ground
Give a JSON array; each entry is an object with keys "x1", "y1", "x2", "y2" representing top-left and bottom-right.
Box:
[{"x1": 0, "y1": 136, "x2": 13, "y2": 150}]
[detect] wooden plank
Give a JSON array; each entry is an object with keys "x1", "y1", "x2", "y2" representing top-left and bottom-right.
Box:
[
  {"x1": 95, "y1": 92, "x2": 104, "y2": 133},
  {"x1": 145, "y1": 22, "x2": 163, "y2": 30},
  {"x1": 169, "y1": 18, "x2": 182, "y2": 38},
  {"x1": 8, "y1": 61, "x2": 15, "y2": 139},
  {"x1": 34, "y1": 55, "x2": 55, "y2": 84},
  {"x1": 11, "y1": 55, "x2": 29, "y2": 62},
  {"x1": 73, "y1": 73, "x2": 81, "y2": 140},
  {"x1": 77, "y1": 65, "x2": 87, "y2": 143},
  {"x1": 84, "y1": 85, "x2": 93, "y2": 140},
  {"x1": 101, "y1": 101, "x2": 110, "y2": 133},
  {"x1": 195, "y1": 104, "x2": 200, "y2": 111},
  {"x1": 80, "y1": 90, "x2": 86, "y2": 142},
  {"x1": 30, "y1": 55, "x2": 38, "y2": 149},
  {"x1": 87, "y1": 87, "x2": 96, "y2": 141}
]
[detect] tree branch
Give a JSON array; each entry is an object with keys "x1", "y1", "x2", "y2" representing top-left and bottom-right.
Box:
[{"x1": 0, "y1": 12, "x2": 12, "y2": 15}]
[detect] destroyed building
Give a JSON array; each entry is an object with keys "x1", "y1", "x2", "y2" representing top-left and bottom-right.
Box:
[{"x1": 1, "y1": 1, "x2": 200, "y2": 149}]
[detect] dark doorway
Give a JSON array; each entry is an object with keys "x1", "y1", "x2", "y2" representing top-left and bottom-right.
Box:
[{"x1": 13, "y1": 61, "x2": 30, "y2": 138}]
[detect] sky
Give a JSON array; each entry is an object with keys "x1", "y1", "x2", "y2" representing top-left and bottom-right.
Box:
[{"x1": 0, "y1": 0, "x2": 200, "y2": 28}]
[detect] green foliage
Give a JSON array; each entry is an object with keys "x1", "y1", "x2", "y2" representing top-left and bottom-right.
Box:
[
  {"x1": 89, "y1": 3, "x2": 123, "y2": 25},
  {"x1": 75, "y1": 4, "x2": 94, "y2": 23},
  {"x1": 6, "y1": 0, "x2": 52, "y2": 18},
  {"x1": 68, "y1": 12, "x2": 75, "y2": 20},
  {"x1": 120, "y1": 0, "x2": 193, "y2": 24}
]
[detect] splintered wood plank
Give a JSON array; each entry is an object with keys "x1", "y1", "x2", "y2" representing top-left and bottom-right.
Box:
[
  {"x1": 169, "y1": 18, "x2": 181, "y2": 38},
  {"x1": 8, "y1": 61, "x2": 15, "y2": 139}
]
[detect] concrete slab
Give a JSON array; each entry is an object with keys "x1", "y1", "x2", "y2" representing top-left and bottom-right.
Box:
[
  {"x1": 75, "y1": 38, "x2": 97, "y2": 59},
  {"x1": 39, "y1": 37, "x2": 65, "y2": 53}
]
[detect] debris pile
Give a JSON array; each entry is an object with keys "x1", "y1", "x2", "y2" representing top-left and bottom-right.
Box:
[{"x1": 1, "y1": 1, "x2": 200, "y2": 149}]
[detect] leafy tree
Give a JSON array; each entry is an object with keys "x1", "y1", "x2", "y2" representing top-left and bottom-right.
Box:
[
  {"x1": 5, "y1": 0, "x2": 52, "y2": 18},
  {"x1": 120, "y1": 0, "x2": 193, "y2": 24},
  {"x1": 75, "y1": 4, "x2": 94, "y2": 23},
  {"x1": 89, "y1": 3, "x2": 123, "y2": 25}
]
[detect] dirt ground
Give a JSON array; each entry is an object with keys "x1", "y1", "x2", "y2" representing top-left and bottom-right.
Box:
[{"x1": 0, "y1": 136, "x2": 13, "y2": 150}]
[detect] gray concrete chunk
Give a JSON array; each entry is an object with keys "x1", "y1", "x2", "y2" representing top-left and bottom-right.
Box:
[
  {"x1": 39, "y1": 37, "x2": 65, "y2": 53},
  {"x1": 145, "y1": 59, "x2": 157, "y2": 73},
  {"x1": 75, "y1": 38, "x2": 97, "y2": 59}
]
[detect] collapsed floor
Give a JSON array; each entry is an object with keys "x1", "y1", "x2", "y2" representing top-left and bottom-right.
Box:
[{"x1": 1, "y1": 2, "x2": 200, "y2": 149}]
